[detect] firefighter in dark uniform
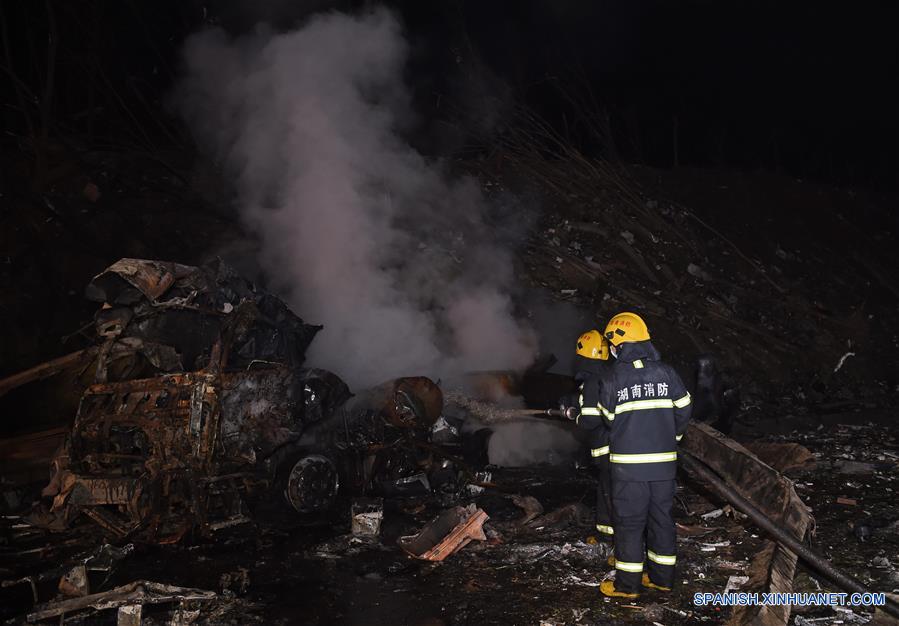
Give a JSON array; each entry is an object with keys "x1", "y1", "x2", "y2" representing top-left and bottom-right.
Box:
[
  {"x1": 581, "y1": 312, "x2": 692, "y2": 598},
  {"x1": 566, "y1": 330, "x2": 614, "y2": 542}
]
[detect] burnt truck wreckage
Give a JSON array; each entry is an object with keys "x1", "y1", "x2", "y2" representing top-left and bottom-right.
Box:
[
  {"x1": 22, "y1": 258, "x2": 448, "y2": 542},
  {"x1": 4, "y1": 259, "x2": 899, "y2": 625}
]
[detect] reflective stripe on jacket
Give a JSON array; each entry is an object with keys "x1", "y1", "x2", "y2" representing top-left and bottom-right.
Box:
[
  {"x1": 573, "y1": 363, "x2": 611, "y2": 463},
  {"x1": 581, "y1": 340, "x2": 692, "y2": 481}
]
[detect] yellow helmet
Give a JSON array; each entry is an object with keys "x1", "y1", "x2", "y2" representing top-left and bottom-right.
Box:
[
  {"x1": 603, "y1": 312, "x2": 650, "y2": 346},
  {"x1": 576, "y1": 330, "x2": 609, "y2": 360}
]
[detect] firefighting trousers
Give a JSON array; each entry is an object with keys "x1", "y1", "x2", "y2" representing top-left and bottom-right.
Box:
[
  {"x1": 594, "y1": 457, "x2": 614, "y2": 537},
  {"x1": 611, "y1": 479, "x2": 677, "y2": 593}
]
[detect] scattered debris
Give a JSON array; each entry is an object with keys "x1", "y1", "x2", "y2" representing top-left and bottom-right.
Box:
[
  {"x1": 380, "y1": 473, "x2": 431, "y2": 497},
  {"x1": 699, "y1": 540, "x2": 731, "y2": 552},
  {"x1": 527, "y1": 503, "x2": 591, "y2": 529},
  {"x1": 833, "y1": 350, "x2": 856, "y2": 373},
  {"x1": 466, "y1": 470, "x2": 493, "y2": 496},
  {"x1": 676, "y1": 522, "x2": 721, "y2": 537},
  {"x1": 570, "y1": 607, "x2": 590, "y2": 622},
  {"x1": 687, "y1": 262, "x2": 713, "y2": 281},
  {"x1": 724, "y1": 575, "x2": 750, "y2": 594},
  {"x1": 351, "y1": 498, "x2": 384, "y2": 537},
  {"x1": 430, "y1": 416, "x2": 459, "y2": 444},
  {"x1": 117, "y1": 603, "x2": 142, "y2": 626},
  {"x1": 510, "y1": 494, "x2": 544, "y2": 526},
  {"x1": 835, "y1": 460, "x2": 878, "y2": 475},
  {"x1": 701, "y1": 508, "x2": 725, "y2": 520},
  {"x1": 398, "y1": 505, "x2": 489, "y2": 561},
  {"x1": 641, "y1": 603, "x2": 665, "y2": 622},
  {"x1": 853, "y1": 522, "x2": 874, "y2": 543},
  {"x1": 219, "y1": 567, "x2": 250, "y2": 597},
  {"x1": 58, "y1": 565, "x2": 90, "y2": 598},
  {"x1": 26, "y1": 580, "x2": 217, "y2": 623}
]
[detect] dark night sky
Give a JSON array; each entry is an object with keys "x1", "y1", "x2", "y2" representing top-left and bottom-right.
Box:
[
  {"x1": 402, "y1": 1, "x2": 898, "y2": 188},
  {"x1": 1, "y1": 0, "x2": 896, "y2": 190}
]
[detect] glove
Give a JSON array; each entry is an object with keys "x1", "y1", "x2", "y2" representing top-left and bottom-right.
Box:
[{"x1": 559, "y1": 394, "x2": 577, "y2": 410}]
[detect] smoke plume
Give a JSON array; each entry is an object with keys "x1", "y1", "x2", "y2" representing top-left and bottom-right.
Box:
[
  {"x1": 176, "y1": 9, "x2": 536, "y2": 388},
  {"x1": 486, "y1": 419, "x2": 582, "y2": 467}
]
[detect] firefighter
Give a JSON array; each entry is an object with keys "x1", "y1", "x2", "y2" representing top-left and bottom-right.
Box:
[
  {"x1": 581, "y1": 312, "x2": 692, "y2": 598},
  {"x1": 565, "y1": 330, "x2": 615, "y2": 543}
]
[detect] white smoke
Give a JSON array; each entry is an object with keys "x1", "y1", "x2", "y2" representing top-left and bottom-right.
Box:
[
  {"x1": 176, "y1": 9, "x2": 536, "y2": 388},
  {"x1": 486, "y1": 419, "x2": 582, "y2": 467}
]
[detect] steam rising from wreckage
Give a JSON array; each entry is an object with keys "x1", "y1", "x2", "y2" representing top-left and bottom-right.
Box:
[{"x1": 29, "y1": 258, "x2": 447, "y2": 542}]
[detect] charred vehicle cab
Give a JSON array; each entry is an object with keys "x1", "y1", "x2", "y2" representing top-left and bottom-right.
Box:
[{"x1": 32, "y1": 259, "x2": 446, "y2": 543}]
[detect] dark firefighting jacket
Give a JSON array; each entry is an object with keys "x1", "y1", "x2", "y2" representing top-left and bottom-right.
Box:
[
  {"x1": 580, "y1": 340, "x2": 691, "y2": 482},
  {"x1": 571, "y1": 356, "x2": 611, "y2": 463}
]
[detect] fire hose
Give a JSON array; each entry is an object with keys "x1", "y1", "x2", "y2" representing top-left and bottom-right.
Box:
[{"x1": 495, "y1": 407, "x2": 578, "y2": 421}]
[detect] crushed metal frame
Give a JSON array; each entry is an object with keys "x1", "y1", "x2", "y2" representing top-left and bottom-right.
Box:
[{"x1": 43, "y1": 368, "x2": 252, "y2": 542}]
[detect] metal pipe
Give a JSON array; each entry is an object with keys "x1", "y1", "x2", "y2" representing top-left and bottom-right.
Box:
[
  {"x1": 680, "y1": 451, "x2": 899, "y2": 620},
  {"x1": 0, "y1": 349, "x2": 91, "y2": 398}
]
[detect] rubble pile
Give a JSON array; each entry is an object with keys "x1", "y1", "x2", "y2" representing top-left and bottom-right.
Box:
[{"x1": 476, "y1": 141, "x2": 898, "y2": 411}]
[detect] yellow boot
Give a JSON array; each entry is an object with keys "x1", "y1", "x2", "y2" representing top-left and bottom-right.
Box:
[
  {"x1": 641, "y1": 573, "x2": 672, "y2": 592},
  {"x1": 600, "y1": 580, "x2": 639, "y2": 599}
]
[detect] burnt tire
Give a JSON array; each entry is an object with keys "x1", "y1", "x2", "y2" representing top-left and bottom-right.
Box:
[{"x1": 279, "y1": 453, "x2": 340, "y2": 515}]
